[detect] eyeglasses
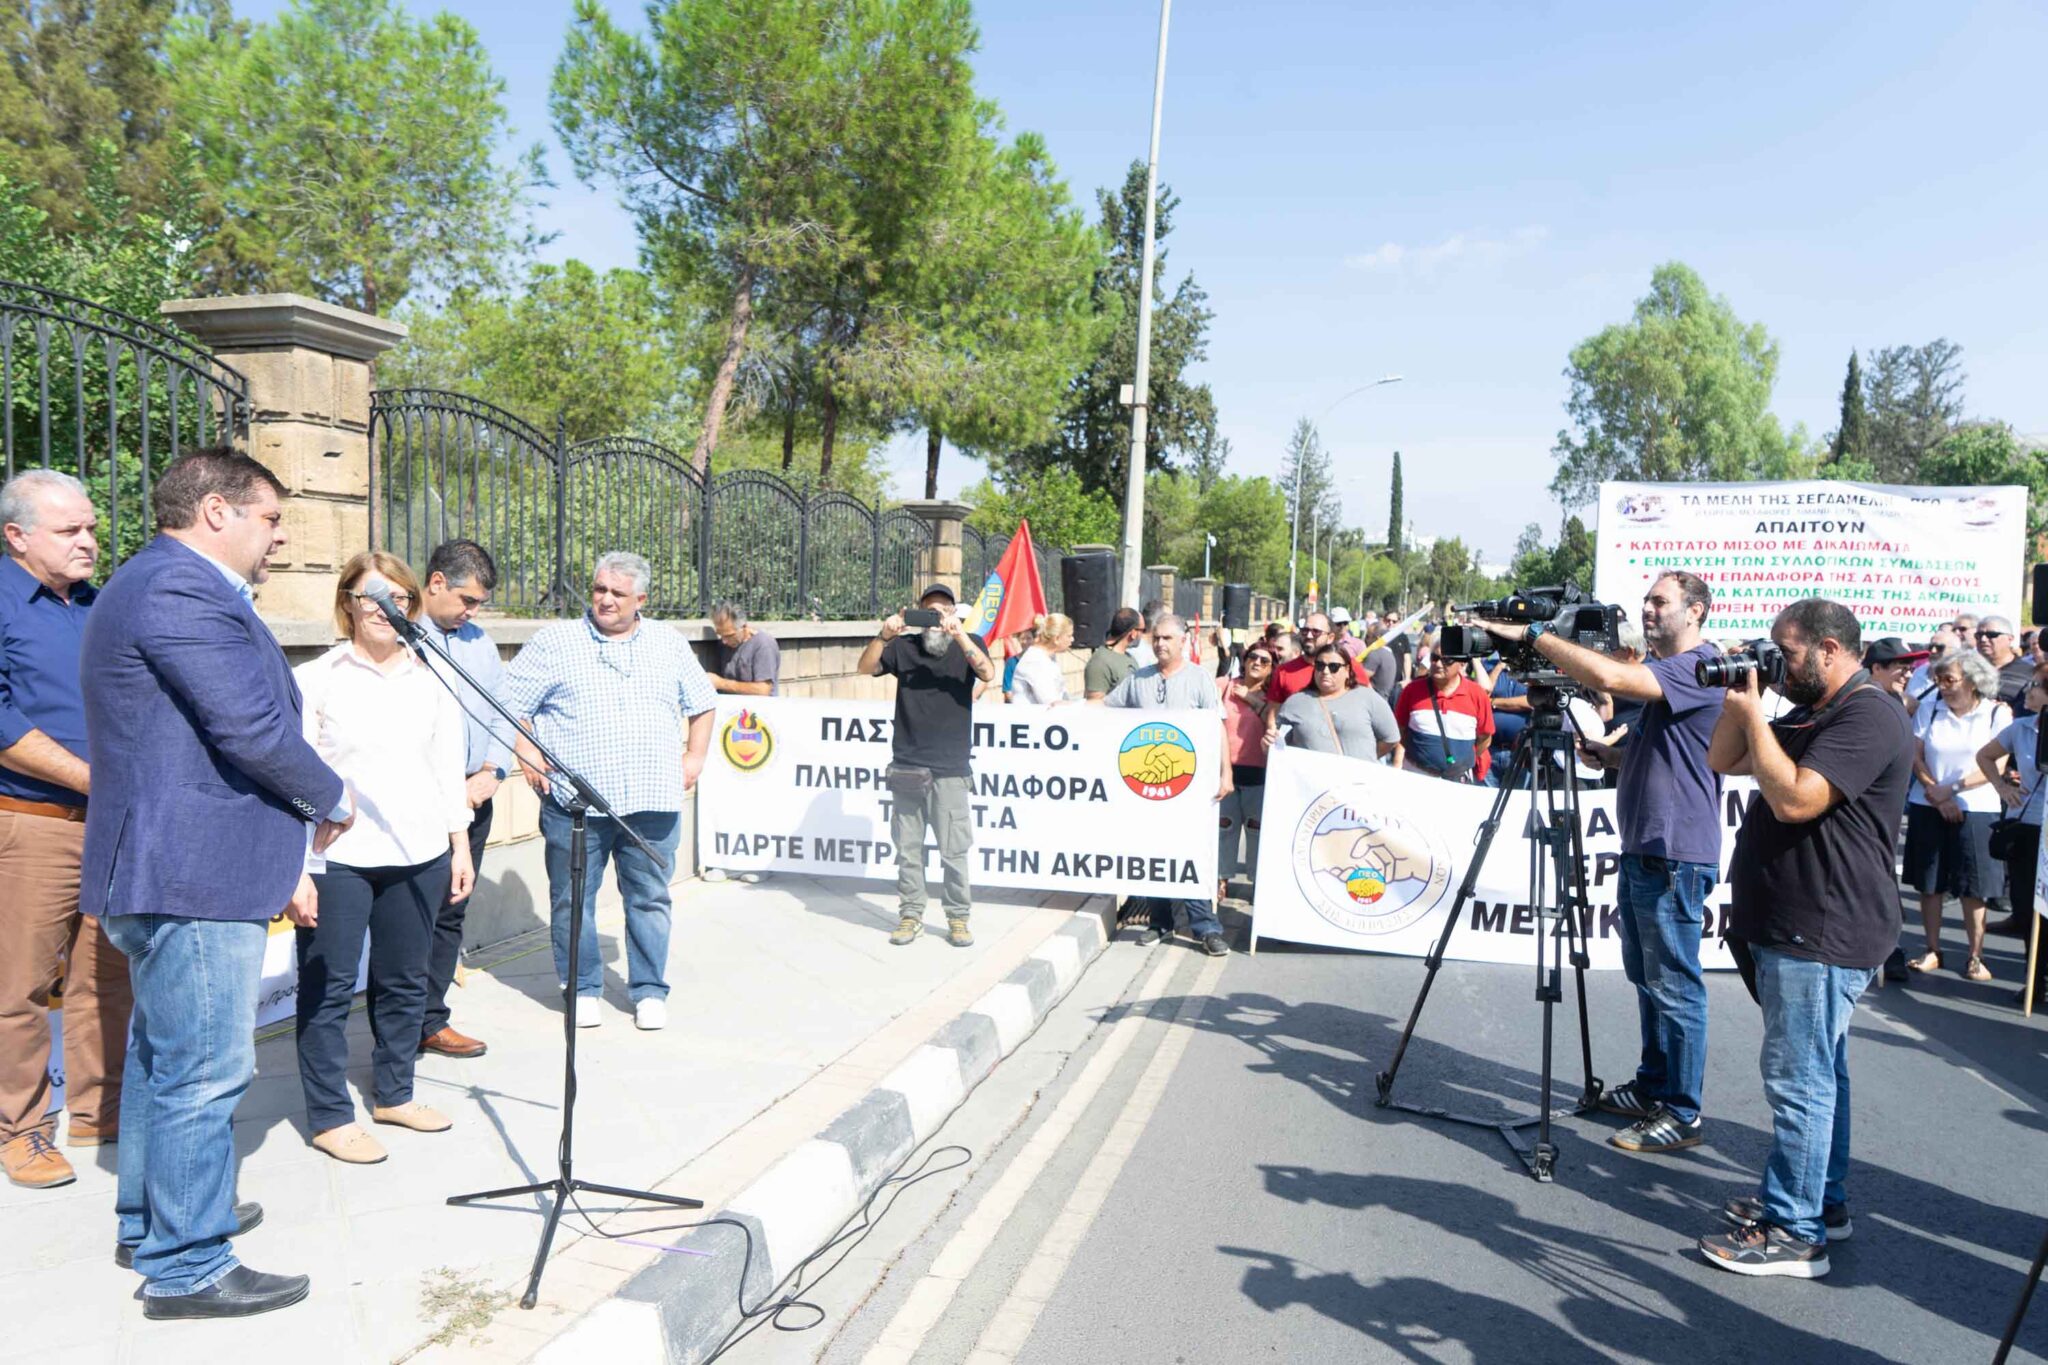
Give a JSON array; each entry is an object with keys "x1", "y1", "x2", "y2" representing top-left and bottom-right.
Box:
[
  {"x1": 351, "y1": 589, "x2": 412, "y2": 609},
  {"x1": 1244, "y1": 654, "x2": 1274, "y2": 667},
  {"x1": 1314, "y1": 661, "x2": 1348, "y2": 674}
]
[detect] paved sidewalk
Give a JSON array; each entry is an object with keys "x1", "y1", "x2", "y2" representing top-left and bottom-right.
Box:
[{"x1": 3, "y1": 874, "x2": 1098, "y2": 1365}]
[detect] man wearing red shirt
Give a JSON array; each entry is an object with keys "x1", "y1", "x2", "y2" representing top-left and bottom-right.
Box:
[
  {"x1": 1394, "y1": 654, "x2": 1496, "y2": 783},
  {"x1": 1265, "y1": 611, "x2": 1371, "y2": 712}
]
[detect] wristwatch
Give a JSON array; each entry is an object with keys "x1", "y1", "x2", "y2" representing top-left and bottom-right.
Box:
[
  {"x1": 1525, "y1": 622, "x2": 1548, "y2": 642},
  {"x1": 492, "y1": 766, "x2": 507, "y2": 781}
]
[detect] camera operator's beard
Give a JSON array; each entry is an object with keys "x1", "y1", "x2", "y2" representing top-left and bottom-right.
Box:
[
  {"x1": 919, "y1": 627, "x2": 949, "y2": 657},
  {"x1": 1643, "y1": 614, "x2": 1683, "y2": 653},
  {"x1": 1783, "y1": 654, "x2": 1828, "y2": 707}
]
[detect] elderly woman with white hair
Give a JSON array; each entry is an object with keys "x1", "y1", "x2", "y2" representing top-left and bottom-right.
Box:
[
  {"x1": 500, "y1": 551, "x2": 719, "y2": 1031},
  {"x1": 1904, "y1": 648, "x2": 2011, "y2": 982}
]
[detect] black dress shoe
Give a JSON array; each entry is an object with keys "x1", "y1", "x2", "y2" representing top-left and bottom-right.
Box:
[
  {"x1": 117, "y1": 1201, "x2": 264, "y2": 1270},
  {"x1": 143, "y1": 1264, "x2": 309, "y2": 1320}
]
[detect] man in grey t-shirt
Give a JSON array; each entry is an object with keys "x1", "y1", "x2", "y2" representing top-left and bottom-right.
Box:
[
  {"x1": 1104, "y1": 614, "x2": 1234, "y2": 956},
  {"x1": 708, "y1": 602, "x2": 779, "y2": 697}
]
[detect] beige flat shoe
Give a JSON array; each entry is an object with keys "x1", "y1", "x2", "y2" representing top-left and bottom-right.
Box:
[
  {"x1": 1963, "y1": 956, "x2": 1994, "y2": 983},
  {"x1": 311, "y1": 1123, "x2": 388, "y2": 1164},
  {"x1": 372, "y1": 1102, "x2": 452, "y2": 1133}
]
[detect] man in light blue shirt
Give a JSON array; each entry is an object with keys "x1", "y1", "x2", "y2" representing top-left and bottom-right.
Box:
[
  {"x1": 501, "y1": 551, "x2": 717, "y2": 1032},
  {"x1": 415, "y1": 540, "x2": 518, "y2": 1059}
]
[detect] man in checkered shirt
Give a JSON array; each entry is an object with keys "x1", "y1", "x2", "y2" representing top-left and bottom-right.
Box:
[{"x1": 501, "y1": 551, "x2": 716, "y2": 1033}]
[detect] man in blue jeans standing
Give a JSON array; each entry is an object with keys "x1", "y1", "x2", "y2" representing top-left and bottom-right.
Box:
[
  {"x1": 1700, "y1": 597, "x2": 1912, "y2": 1277},
  {"x1": 1480, "y1": 571, "x2": 1725, "y2": 1153}
]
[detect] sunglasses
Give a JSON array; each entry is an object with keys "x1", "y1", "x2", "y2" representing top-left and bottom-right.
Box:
[
  {"x1": 1976, "y1": 630, "x2": 2008, "y2": 640},
  {"x1": 1244, "y1": 653, "x2": 1274, "y2": 666},
  {"x1": 1314, "y1": 661, "x2": 1348, "y2": 674}
]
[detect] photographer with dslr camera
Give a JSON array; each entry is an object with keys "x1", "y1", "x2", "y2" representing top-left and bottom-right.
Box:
[
  {"x1": 1694, "y1": 598, "x2": 1912, "y2": 1278},
  {"x1": 1478, "y1": 571, "x2": 1724, "y2": 1155}
]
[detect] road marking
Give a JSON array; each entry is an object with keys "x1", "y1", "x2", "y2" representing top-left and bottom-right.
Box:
[
  {"x1": 962, "y1": 952, "x2": 1229, "y2": 1364},
  {"x1": 860, "y1": 947, "x2": 1187, "y2": 1365}
]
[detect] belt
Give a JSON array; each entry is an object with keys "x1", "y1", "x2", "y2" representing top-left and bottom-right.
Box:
[{"x1": 0, "y1": 795, "x2": 86, "y2": 823}]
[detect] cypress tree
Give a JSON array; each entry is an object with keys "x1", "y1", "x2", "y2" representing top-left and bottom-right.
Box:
[
  {"x1": 1387, "y1": 451, "x2": 1404, "y2": 553},
  {"x1": 1832, "y1": 352, "x2": 1868, "y2": 463}
]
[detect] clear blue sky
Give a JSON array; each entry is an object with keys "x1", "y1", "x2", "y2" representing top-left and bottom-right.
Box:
[{"x1": 248, "y1": 0, "x2": 2048, "y2": 560}]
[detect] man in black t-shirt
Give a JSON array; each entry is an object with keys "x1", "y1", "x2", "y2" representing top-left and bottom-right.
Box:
[
  {"x1": 858, "y1": 584, "x2": 997, "y2": 948},
  {"x1": 1697, "y1": 597, "x2": 1912, "y2": 1281}
]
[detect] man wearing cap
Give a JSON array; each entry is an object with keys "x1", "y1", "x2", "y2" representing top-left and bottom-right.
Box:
[
  {"x1": 1329, "y1": 607, "x2": 1365, "y2": 662},
  {"x1": 1863, "y1": 638, "x2": 1925, "y2": 704},
  {"x1": 859, "y1": 584, "x2": 997, "y2": 947}
]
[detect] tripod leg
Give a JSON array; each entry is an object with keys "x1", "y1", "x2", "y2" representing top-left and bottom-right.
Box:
[
  {"x1": 448, "y1": 1180, "x2": 554, "y2": 1207},
  {"x1": 1376, "y1": 745, "x2": 1533, "y2": 1106},
  {"x1": 1994, "y1": 1218, "x2": 2048, "y2": 1365},
  {"x1": 519, "y1": 1188, "x2": 570, "y2": 1311},
  {"x1": 571, "y1": 1179, "x2": 706, "y2": 1211}
]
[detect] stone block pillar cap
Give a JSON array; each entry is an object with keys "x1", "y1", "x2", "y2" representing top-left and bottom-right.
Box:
[
  {"x1": 898, "y1": 498, "x2": 975, "y2": 523},
  {"x1": 161, "y1": 293, "x2": 407, "y2": 361}
]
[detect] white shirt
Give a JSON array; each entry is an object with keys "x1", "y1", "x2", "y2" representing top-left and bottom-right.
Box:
[
  {"x1": 1911, "y1": 695, "x2": 2011, "y2": 814},
  {"x1": 1010, "y1": 646, "x2": 1067, "y2": 704},
  {"x1": 296, "y1": 642, "x2": 471, "y2": 869}
]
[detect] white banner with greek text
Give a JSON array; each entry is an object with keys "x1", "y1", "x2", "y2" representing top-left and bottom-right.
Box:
[{"x1": 697, "y1": 698, "x2": 1220, "y2": 898}]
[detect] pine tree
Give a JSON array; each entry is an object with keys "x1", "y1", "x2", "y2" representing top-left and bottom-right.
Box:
[
  {"x1": 1387, "y1": 451, "x2": 1404, "y2": 554},
  {"x1": 1832, "y1": 351, "x2": 1868, "y2": 463}
]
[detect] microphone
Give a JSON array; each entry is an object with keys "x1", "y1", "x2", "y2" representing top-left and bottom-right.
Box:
[{"x1": 359, "y1": 572, "x2": 424, "y2": 643}]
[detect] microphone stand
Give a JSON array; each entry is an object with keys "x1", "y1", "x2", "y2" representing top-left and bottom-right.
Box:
[{"x1": 375, "y1": 601, "x2": 703, "y2": 1310}]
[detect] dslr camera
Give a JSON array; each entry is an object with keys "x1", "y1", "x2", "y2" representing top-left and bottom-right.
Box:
[
  {"x1": 1695, "y1": 639, "x2": 1786, "y2": 689},
  {"x1": 1440, "y1": 583, "x2": 1624, "y2": 675}
]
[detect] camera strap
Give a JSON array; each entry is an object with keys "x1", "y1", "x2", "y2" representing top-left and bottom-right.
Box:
[{"x1": 1424, "y1": 682, "x2": 1472, "y2": 780}]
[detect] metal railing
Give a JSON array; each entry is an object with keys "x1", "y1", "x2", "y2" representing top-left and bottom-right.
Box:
[{"x1": 1, "y1": 279, "x2": 249, "y2": 571}]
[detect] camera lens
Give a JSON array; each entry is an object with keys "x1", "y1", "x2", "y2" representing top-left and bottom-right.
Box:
[{"x1": 1695, "y1": 654, "x2": 1756, "y2": 689}]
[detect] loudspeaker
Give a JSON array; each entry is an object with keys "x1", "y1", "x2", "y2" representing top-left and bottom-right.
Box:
[
  {"x1": 1222, "y1": 583, "x2": 1252, "y2": 630},
  {"x1": 1064, "y1": 553, "x2": 1117, "y2": 645},
  {"x1": 2034, "y1": 564, "x2": 2047, "y2": 628}
]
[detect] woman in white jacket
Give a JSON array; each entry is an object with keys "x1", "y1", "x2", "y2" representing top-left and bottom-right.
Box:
[
  {"x1": 293, "y1": 551, "x2": 475, "y2": 1164},
  {"x1": 1009, "y1": 614, "x2": 1074, "y2": 705}
]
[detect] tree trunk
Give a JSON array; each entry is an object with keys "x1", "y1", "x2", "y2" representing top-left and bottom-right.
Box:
[
  {"x1": 781, "y1": 399, "x2": 796, "y2": 472},
  {"x1": 818, "y1": 384, "x2": 839, "y2": 488},
  {"x1": 924, "y1": 427, "x2": 942, "y2": 500},
  {"x1": 692, "y1": 263, "x2": 757, "y2": 478}
]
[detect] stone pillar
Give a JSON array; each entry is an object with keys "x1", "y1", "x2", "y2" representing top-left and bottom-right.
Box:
[
  {"x1": 901, "y1": 499, "x2": 974, "y2": 606},
  {"x1": 1146, "y1": 564, "x2": 1176, "y2": 615},
  {"x1": 1191, "y1": 577, "x2": 1218, "y2": 621},
  {"x1": 160, "y1": 293, "x2": 406, "y2": 623}
]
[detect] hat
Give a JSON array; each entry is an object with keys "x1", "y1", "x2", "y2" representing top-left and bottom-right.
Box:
[
  {"x1": 1863, "y1": 637, "x2": 1925, "y2": 667},
  {"x1": 917, "y1": 582, "x2": 957, "y2": 605},
  {"x1": 1329, "y1": 607, "x2": 1352, "y2": 625}
]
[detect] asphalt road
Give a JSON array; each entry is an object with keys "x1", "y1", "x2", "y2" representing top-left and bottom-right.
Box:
[{"x1": 739, "y1": 909, "x2": 2048, "y2": 1365}]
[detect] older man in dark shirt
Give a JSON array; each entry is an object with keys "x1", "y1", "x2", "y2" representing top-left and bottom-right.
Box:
[{"x1": 0, "y1": 470, "x2": 129, "y2": 1189}]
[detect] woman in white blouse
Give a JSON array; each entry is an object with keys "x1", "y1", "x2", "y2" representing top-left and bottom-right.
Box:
[
  {"x1": 1009, "y1": 613, "x2": 1074, "y2": 705},
  {"x1": 1904, "y1": 650, "x2": 2010, "y2": 982},
  {"x1": 294, "y1": 552, "x2": 475, "y2": 1164}
]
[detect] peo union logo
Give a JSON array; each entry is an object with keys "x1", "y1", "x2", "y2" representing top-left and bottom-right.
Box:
[
  {"x1": 1117, "y1": 721, "x2": 1196, "y2": 801},
  {"x1": 1290, "y1": 786, "x2": 1454, "y2": 935},
  {"x1": 719, "y1": 709, "x2": 775, "y2": 772}
]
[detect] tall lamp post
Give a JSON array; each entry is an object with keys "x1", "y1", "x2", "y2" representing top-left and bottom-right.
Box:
[
  {"x1": 1118, "y1": 0, "x2": 1174, "y2": 610},
  {"x1": 1289, "y1": 374, "x2": 1402, "y2": 620}
]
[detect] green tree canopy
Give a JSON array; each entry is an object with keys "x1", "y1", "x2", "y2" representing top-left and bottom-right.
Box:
[
  {"x1": 1918, "y1": 422, "x2": 2048, "y2": 545},
  {"x1": 1550, "y1": 262, "x2": 1791, "y2": 507},
  {"x1": 1387, "y1": 450, "x2": 1404, "y2": 553},
  {"x1": 167, "y1": 0, "x2": 541, "y2": 314},
  {"x1": 1830, "y1": 351, "x2": 1867, "y2": 464},
  {"x1": 963, "y1": 464, "x2": 1120, "y2": 553},
  {"x1": 1862, "y1": 339, "x2": 1965, "y2": 483}
]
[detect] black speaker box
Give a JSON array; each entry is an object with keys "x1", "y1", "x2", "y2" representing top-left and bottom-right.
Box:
[
  {"x1": 1222, "y1": 583, "x2": 1252, "y2": 630},
  {"x1": 1063, "y1": 553, "x2": 1117, "y2": 645},
  {"x1": 2033, "y1": 563, "x2": 2047, "y2": 628}
]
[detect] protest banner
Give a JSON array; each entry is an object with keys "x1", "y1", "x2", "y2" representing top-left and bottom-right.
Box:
[
  {"x1": 698, "y1": 697, "x2": 1220, "y2": 897},
  {"x1": 1251, "y1": 745, "x2": 1743, "y2": 969},
  {"x1": 1592, "y1": 479, "x2": 2026, "y2": 637}
]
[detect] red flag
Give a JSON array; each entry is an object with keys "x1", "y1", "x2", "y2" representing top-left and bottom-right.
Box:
[{"x1": 965, "y1": 520, "x2": 1049, "y2": 642}]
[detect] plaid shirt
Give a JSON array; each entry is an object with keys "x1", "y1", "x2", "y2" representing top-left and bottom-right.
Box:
[{"x1": 498, "y1": 614, "x2": 718, "y2": 817}]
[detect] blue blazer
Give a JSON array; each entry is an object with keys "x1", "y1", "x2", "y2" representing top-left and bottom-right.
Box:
[{"x1": 80, "y1": 535, "x2": 344, "y2": 922}]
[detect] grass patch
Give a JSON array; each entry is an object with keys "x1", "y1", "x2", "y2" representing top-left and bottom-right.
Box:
[{"x1": 419, "y1": 1266, "x2": 512, "y2": 1349}]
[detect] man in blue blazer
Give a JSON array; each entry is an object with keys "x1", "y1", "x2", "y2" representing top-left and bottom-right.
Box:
[{"x1": 81, "y1": 448, "x2": 351, "y2": 1320}]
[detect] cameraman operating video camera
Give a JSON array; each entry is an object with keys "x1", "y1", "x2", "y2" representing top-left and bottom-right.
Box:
[
  {"x1": 1694, "y1": 598, "x2": 1911, "y2": 1279},
  {"x1": 1480, "y1": 571, "x2": 1724, "y2": 1155}
]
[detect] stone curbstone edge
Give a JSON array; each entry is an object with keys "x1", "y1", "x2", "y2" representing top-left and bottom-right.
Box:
[{"x1": 546, "y1": 901, "x2": 1114, "y2": 1364}]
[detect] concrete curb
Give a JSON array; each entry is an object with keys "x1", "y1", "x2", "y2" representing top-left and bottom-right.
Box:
[{"x1": 533, "y1": 903, "x2": 1116, "y2": 1364}]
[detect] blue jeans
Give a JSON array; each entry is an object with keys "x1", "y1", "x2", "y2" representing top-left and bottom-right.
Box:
[
  {"x1": 1128, "y1": 896, "x2": 1222, "y2": 939},
  {"x1": 104, "y1": 913, "x2": 266, "y2": 1296},
  {"x1": 1754, "y1": 946, "x2": 1873, "y2": 1245},
  {"x1": 540, "y1": 801, "x2": 681, "y2": 1002},
  {"x1": 1615, "y1": 853, "x2": 1714, "y2": 1124}
]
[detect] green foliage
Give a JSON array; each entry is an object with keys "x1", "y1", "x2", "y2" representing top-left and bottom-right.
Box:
[
  {"x1": 1509, "y1": 515, "x2": 1595, "y2": 590},
  {"x1": 1190, "y1": 430, "x2": 1229, "y2": 493},
  {"x1": 1550, "y1": 262, "x2": 1791, "y2": 506},
  {"x1": 168, "y1": 0, "x2": 542, "y2": 313},
  {"x1": 1919, "y1": 422, "x2": 2048, "y2": 545},
  {"x1": 1008, "y1": 160, "x2": 1215, "y2": 492},
  {"x1": 1387, "y1": 451, "x2": 1403, "y2": 553},
  {"x1": 963, "y1": 465, "x2": 1120, "y2": 553},
  {"x1": 1861, "y1": 339, "x2": 1964, "y2": 483},
  {"x1": 1831, "y1": 351, "x2": 1867, "y2": 463},
  {"x1": 1411, "y1": 536, "x2": 1491, "y2": 608},
  {"x1": 1278, "y1": 417, "x2": 1339, "y2": 543},
  {"x1": 1195, "y1": 474, "x2": 1290, "y2": 594},
  {"x1": 387, "y1": 261, "x2": 680, "y2": 443}
]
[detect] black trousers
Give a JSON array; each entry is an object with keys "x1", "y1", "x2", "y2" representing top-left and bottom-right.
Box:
[
  {"x1": 297, "y1": 853, "x2": 451, "y2": 1133},
  {"x1": 422, "y1": 801, "x2": 492, "y2": 1037}
]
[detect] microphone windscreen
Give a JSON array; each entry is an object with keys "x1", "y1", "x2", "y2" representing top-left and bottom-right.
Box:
[{"x1": 359, "y1": 571, "x2": 394, "y2": 598}]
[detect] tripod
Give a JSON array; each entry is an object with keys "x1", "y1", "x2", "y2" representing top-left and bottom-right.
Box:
[
  {"x1": 1373, "y1": 682, "x2": 1604, "y2": 1181},
  {"x1": 374, "y1": 607, "x2": 703, "y2": 1310}
]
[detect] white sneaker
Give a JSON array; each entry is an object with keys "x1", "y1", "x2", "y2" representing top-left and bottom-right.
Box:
[
  {"x1": 737, "y1": 872, "x2": 762, "y2": 884},
  {"x1": 575, "y1": 996, "x2": 603, "y2": 1028},
  {"x1": 635, "y1": 998, "x2": 668, "y2": 1031},
  {"x1": 702, "y1": 868, "x2": 729, "y2": 883}
]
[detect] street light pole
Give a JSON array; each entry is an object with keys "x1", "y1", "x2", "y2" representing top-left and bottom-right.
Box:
[{"x1": 1119, "y1": 0, "x2": 1173, "y2": 610}]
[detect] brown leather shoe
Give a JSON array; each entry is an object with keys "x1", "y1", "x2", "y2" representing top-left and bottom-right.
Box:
[
  {"x1": 67, "y1": 1121, "x2": 116, "y2": 1147},
  {"x1": 420, "y1": 1026, "x2": 488, "y2": 1059},
  {"x1": 2, "y1": 1131, "x2": 78, "y2": 1188}
]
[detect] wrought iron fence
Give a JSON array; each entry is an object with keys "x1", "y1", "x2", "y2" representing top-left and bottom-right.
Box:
[
  {"x1": 1, "y1": 280, "x2": 249, "y2": 572},
  {"x1": 371, "y1": 387, "x2": 1041, "y2": 621},
  {"x1": 1174, "y1": 578, "x2": 1204, "y2": 621}
]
